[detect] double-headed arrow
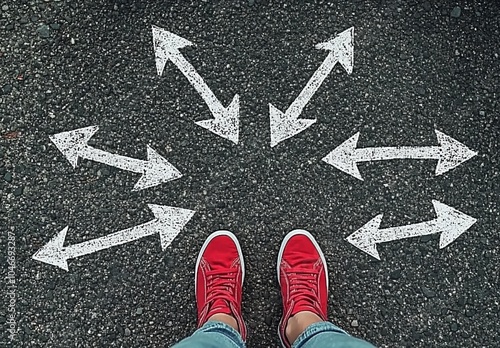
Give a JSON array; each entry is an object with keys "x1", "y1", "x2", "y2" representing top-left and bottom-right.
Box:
[
  {"x1": 270, "y1": 27, "x2": 354, "y2": 147},
  {"x1": 50, "y1": 126, "x2": 182, "y2": 191},
  {"x1": 322, "y1": 130, "x2": 477, "y2": 180},
  {"x1": 32, "y1": 205, "x2": 196, "y2": 271},
  {"x1": 152, "y1": 25, "x2": 239, "y2": 144},
  {"x1": 346, "y1": 200, "x2": 476, "y2": 260}
]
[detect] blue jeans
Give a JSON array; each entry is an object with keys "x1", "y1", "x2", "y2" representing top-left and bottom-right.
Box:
[{"x1": 172, "y1": 321, "x2": 376, "y2": 348}]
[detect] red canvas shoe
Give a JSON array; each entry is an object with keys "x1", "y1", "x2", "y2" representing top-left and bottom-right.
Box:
[
  {"x1": 195, "y1": 231, "x2": 247, "y2": 341},
  {"x1": 277, "y1": 230, "x2": 329, "y2": 348}
]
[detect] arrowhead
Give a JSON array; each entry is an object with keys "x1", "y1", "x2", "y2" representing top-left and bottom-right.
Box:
[
  {"x1": 435, "y1": 130, "x2": 477, "y2": 176},
  {"x1": 147, "y1": 204, "x2": 196, "y2": 250},
  {"x1": 269, "y1": 103, "x2": 316, "y2": 147},
  {"x1": 133, "y1": 146, "x2": 183, "y2": 191},
  {"x1": 32, "y1": 226, "x2": 70, "y2": 271},
  {"x1": 322, "y1": 132, "x2": 363, "y2": 180},
  {"x1": 152, "y1": 25, "x2": 194, "y2": 76},
  {"x1": 315, "y1": 27, "x2": 354, "y2": 74},
  {"x1": 195, "y1": 94, "x2": 240, "y2": 144},
  {"x1": 49, "y1": 126, "x2": 98, "y2": 168},
  {"x1": 346, "y1": 214, "x2": 383, "y2": 260},
  {"x1": 432, "y1": 200, "x2": 477, "y2": 249}
]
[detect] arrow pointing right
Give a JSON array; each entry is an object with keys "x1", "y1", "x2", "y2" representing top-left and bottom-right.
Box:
[
  {"x1": 322, "y1": 130, "x2": 477, "y2": 180},
  {"x1": 346, "y1": 200, "x2": 477, "y2": 260},
  {"x1": 32, "y1": 204, "x2": 196, "y2": 271},
  {"x1": 50, "y1": 126, "x2": 182, "y2": 191}
]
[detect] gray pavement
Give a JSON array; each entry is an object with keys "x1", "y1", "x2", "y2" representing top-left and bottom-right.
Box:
[{"x1": 1, "y1": 0, "x2": 499, "y2": 347}]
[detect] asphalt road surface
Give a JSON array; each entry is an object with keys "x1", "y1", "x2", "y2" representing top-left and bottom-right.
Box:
[{"x1": 1, "y1": 1, "x2": 499, "y2": 347}]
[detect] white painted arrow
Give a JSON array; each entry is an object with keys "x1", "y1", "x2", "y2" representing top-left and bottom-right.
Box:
[
  {"x1": 270, "y1": 27, "x2": 354, "y2": 147},
  {"x1": 50, "y1": 126, "x2": 182, "y2": 191},
  {"x1": 346, "y1": 200, "x2": 477, "y2": 260},
  {"x1": 152, "y1": 25, "x2": 239, "y2": 144},
  {"x1": 322, "y1": 130, "x2": 477, "y2": 180},
  {"x1": 32, "y1": 204, "x2": 196, "y2": 271}
]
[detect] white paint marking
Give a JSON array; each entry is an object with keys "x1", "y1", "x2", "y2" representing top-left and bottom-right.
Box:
[
  {"x1": 270, "y1": 27, "x2": 354, "y2": 147},
  {"x1": 346, "y1": 200, "x2": 477, "y2": 260},
  {"x1": 152, "y1": 25, "x2": 239, "y2": 144},
  {"x1": 322, "y1": 130, "x2": 477, "y2": 180},
  {"x1": 50, "y1": 126, "x2": 182, "y2": 191},
  {"x1": 32, "y1": 205, "x2": 196, "y2": 271}
]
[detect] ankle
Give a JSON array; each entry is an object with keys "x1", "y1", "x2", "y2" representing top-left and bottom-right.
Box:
[
  {"x1": 208, "y1": 313, "x2": 239, "y2": 333},
  {"x1": 285, "y1": 311, "x2": 323, "y2": 344}
]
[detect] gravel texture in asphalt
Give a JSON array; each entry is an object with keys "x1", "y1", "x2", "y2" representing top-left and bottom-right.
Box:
[{"x1": 1, "y1": 0, "x2": 499, "y2": 347}]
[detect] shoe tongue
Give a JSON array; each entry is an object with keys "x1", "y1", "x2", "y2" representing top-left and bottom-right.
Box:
[
  {"x1": 209, "y1": 299, "x2": 232, "y2": 316},
  {"x1": 291, "y1": 298, "x2": 318, "y2": 316},
  {"x1": 211, "y1": 259, "x2": 234, "y2": 270}
]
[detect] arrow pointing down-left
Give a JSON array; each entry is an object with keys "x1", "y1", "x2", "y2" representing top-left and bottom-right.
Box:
[
  {"x1": 50, "y1": 126, "x2": 182, "y2": 191},
  {"x1": 32, "y1": 204, "x2": 196, "y2": 271},
  {"x1": 269, "y1": 27, "x2": 354, "y2": 147}
]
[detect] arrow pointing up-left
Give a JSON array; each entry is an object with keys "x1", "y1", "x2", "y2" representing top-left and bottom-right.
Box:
[
  {"x1": 32, "y1": 204, "x2": 196, "y2": 271},
  {"x1": 152, "y1": 25, "x2": 239, "y2": 144},
  {"x1": 50, "y1": 126, "x2": 182, "y2": 191}
]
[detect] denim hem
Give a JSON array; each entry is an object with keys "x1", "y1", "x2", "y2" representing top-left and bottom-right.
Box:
[
  {"x1": 171, "y1": 320, "x2": 245, "y2": 348},
  {"x1": 197, "y1": 321, "x2": 245, "y2": 346},
  {"x1": 292, "y1": 321, "x2": 349, "y2": 348}
]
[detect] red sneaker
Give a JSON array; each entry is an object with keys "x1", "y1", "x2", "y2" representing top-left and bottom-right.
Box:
[
  {"x1": 277, "y1": 230, "x2": 329, "y2": 348},
  {"x1": 195, "y1": 231, "x2": 247, "y2": 340}
]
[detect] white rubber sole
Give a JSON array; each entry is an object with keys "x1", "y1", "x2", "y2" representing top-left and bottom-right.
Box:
[{"x1": 194, "y1": 230, "x2": 245, "y2": 292}]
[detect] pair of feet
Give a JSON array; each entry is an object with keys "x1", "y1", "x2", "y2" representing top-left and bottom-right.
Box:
[{"x1": 195, "y1": 230, "x2": 329, "y2": 348}]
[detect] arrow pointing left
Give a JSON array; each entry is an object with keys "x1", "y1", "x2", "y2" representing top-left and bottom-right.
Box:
[
  {"x1": 50, "y1": 126, "x2": 183, "y2": 191},
  {"x1": 32, "y1": 204, "x2": 196, "y2": 271},
  {"x1": 346, "y1": 200, "x2": 477, "y2": 260},
  {"x1": 152, "y1": 25, "x2": 239, "y2": 144},
  {"x1": 322, "y1": 130, "x2": 477, "y2": 180}
]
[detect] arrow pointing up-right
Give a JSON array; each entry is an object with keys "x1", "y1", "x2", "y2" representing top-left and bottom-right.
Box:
[
  {"x1": 269, "y1": 27, "x2": 354, "y2": 147},
  {"x1": 315, "y1": 27, "x2": 354, "y2": 74},
  {"x1": 346, "y1": 200, "x2": 477, "y2": 260},
  {"x1": 32, "y1": 204, "x2": 195, "y2": 271}
]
